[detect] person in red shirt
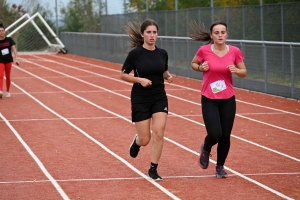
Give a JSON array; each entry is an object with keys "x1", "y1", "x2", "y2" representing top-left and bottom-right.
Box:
[
  {"x1": 190, "y1": 21, "x2": 247, "y2": 178},
  {"x1": 0, "y1": 23, "x2": 18, "y2": 99}
]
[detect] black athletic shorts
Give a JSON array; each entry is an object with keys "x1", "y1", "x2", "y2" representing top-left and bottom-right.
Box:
[{"x1": 131, "y1": 100, "x2": 168, "y2": 122}]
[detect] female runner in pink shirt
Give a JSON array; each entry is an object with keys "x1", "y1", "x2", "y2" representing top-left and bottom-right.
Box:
[{"x1": 190, "y1": 21, "x2": 247, "y2": 178}]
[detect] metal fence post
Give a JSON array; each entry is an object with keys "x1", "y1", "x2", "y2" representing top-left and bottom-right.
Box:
[
  {"x1": 241, "y1": 42, "x2": 245, "y2": 88},
  {"x1": 187, "y1": 39, "x2": 190, "y2": 78},
  {"x1": 211, "y1": 0, "x2": 214, "y2": 23},
  {"x1": 165, "y1": 11, "x2": 167, "y2": 36},
  {"x1": 173, "y1": 38, "x2": 176, "y2": 75},
  {"x1": 260, "y1": 3, "x2": 264, "y2": 40},
  {"x1": 60, "y1": 33, "x2": 300, "y2": 100},
  {"x1": 242, "y1": 6, "x2": 245, "y2": 39},
  {"x1": 262, "y1": 43, "x2": 267, "y2": 92},
  {"x1": 290, "y1": 45, "x2": 294, "y2": 99}
]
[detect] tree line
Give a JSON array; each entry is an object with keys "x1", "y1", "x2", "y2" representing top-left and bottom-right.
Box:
[
  {"x1": 1, "y1": 0, "x2": 299, "y2": 33},
  {"x1": 127, "y1": 0, "x2": 298, "y2": 11}
]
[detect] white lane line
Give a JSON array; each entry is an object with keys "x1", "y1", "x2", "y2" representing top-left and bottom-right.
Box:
[
  {"x1": 35, "y1": 55, "x2": 300, "y2": 124},
  {"x1": 164, "y1": 137, "x2": 293, "y2": 199},
  {"x1": 2, "y1": 171, "x2": 299, "y2": 184},
  {"x1": 236, "y1": 100, "x2": 300, "y2": 117},
  {"x1": 4, "y1": 116, "x2": 128, "y2": 122},
  {"x1": 4, "y1": 90, "x2": 126, "y2": 94},
  {"x1": 16, "y1": 58, "x2": 294, "y2": 199},
  {"x1": 13, "y1": 75, "x2": 101, "y2": 79},
  {"x1": 17, "y1": 58, "x2": 300, "y2": 137},
  {"x1": 231, "y1": 135, "x2": 300, "y2": 162},
  {"x1": 168, "y1": 111, "x2": 300, "y2": 162},
  {"x1": 28, "y1": 56, "x2": 300, "y2": 136},
  {"x1": 18, "y1": 58, "x2": 300, "y2": 160},
  {"x1": 10, "y1": 73, "x2": 180, "y2": 200},
  {"x1": 0, "y1": 113, "x2": 70, "y2": 200},
  {"x1": 239, "y1": 112, "x2": 290, "y2": 115},
  {"x1": 236, "y1": 114, "x2": 300, "y2": 135},
  {"x1": 49, "y1": 54, "x2": 300, "y2": 116}
]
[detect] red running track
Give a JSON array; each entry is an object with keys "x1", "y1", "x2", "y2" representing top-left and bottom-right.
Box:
[{"x1": 0, "y1": 53, "x2": 299, "y2": 200}]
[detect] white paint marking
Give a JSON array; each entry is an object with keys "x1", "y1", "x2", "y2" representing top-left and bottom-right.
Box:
[
  {"x1": 10, "y1": 70, "x2": 180, "y2": 200},
  {"x1": 14, "y1": 56, "x2": 295, "y2": 199},
  {"x1": 51, "y1": 54, "x2": 300, "y2": 116},
  {"x1": 0, "y1": 113, "x2": 70, "y2": 200}
]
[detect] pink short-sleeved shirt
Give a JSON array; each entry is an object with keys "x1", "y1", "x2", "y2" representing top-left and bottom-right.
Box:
[{"x1": 196, "y1": 44, "x2": 244, "y2": 99}]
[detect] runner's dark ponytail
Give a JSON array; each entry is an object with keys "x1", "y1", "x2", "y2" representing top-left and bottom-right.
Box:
[
  {"x1": 189, "y1": 20, "x2": 211, "y2": 44},
  {"x1": 189, "y1": 20, "x2": 228, "y2": 44},
  {"x1": 124, "y1": 21, "x2": 143, "y2": 50},
  {"x1": 125, "y1": 19, "x2": 159, "y2": 50}
]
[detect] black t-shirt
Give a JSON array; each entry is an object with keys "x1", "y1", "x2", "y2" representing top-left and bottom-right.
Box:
[
  {"x1": 122, "y1": 46, "x2": 168, "y2": 104},
  {"x1": 0, "y1": 37, "x2": 15, "y2": 63}
]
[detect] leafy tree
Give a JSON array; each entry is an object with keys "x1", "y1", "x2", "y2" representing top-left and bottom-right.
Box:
[
  {"x1": 127, "y1": 0, "x2": 299, "y2": 11},
  {"x1": 150, "y1": 0, "x2": 174, "y2": 10},
  {"x1": 60, "y1": 0, "x2": 101, "y2": 32},
  {"x1": 0, "y1": 0, "x2": 26, "y2": 27},
  {"x1": 18, "y1": 0, "x2": 56, "y2": 41},
  {"x1": 19, "y1": 0, "x2": 51, "y2": 16},
  {"x1": 1, "y1": 0, "x2": 55, "y2": 32},
  {"x1": 127, "y1": 0, "x2": 148, "y2": 12},
  {"x1": 264, "y1": 0, "x2": 300, "y2": 3},
  {"x1": 0, "y1": 0, "x2": 58, "y2": 52}
]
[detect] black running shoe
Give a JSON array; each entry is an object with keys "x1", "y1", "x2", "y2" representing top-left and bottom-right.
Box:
[
  {"x1": 148, "y1": 168, "x2": 163, "y2": 181},
  {"x1": 129, "y1": 135, "x2": 140, "y2": 158},
  {"x1": 216, "y1": 165, "x2": 228, "y2": 178},
  {"x1": 199, "y1": 144, "x2": 211, "y2": 169}
]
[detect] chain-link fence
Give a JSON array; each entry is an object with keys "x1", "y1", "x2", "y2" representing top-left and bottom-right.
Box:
[
  {"x1": 60, "y1": 32, "x2": 300, "y2": 100},
  {"x1": 100, "y1": 2, "x2": 300, "y2": 42}
]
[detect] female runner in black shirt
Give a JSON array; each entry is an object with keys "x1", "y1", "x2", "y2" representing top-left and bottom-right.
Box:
[{"x1": 120, "y1": 19, "x2": 173, "y2": 181}]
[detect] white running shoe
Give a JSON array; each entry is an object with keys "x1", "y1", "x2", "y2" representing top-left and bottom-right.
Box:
[
  {"x1": 6, "y1": 92, "x2": 11, "y2": 98},
  {"x1": 0, "y1": 91, "x2": 3, "y2": 99}
]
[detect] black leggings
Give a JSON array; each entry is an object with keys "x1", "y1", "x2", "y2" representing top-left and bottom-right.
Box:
[{"x1": 201, "y1": 95, "x2": 236, "y2": 166}]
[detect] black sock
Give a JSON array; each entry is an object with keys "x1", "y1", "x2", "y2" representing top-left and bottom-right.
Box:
[
  {"x1": 150, "y1": 162, "x2": 158, "y2": 170},
  {"x1": 134, "y1": 138, "x2": 140, "y2": 148}
]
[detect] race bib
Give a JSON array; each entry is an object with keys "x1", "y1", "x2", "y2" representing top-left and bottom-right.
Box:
[
  {"x1": 210, "y1": 80, "x2": 226, "y2": 94},
  {"x1": 1, "y1": 48, "x2": 9, "y2": 55}
]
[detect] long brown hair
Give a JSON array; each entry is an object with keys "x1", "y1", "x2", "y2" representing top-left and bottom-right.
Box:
[
  {"x1": 0, "y1": 23, "x2": 5, "y2": 29},
  {"x1": 125, "y1": 19, "x2": 159, "y2": 50},
  {"x1": 189, "y1": 20, "x2": 227, "y2": 44}
]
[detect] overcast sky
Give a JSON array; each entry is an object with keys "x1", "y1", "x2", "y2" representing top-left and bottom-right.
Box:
[{"x1": 10, "y1": 0, "x2": 124, "y2": 15}]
